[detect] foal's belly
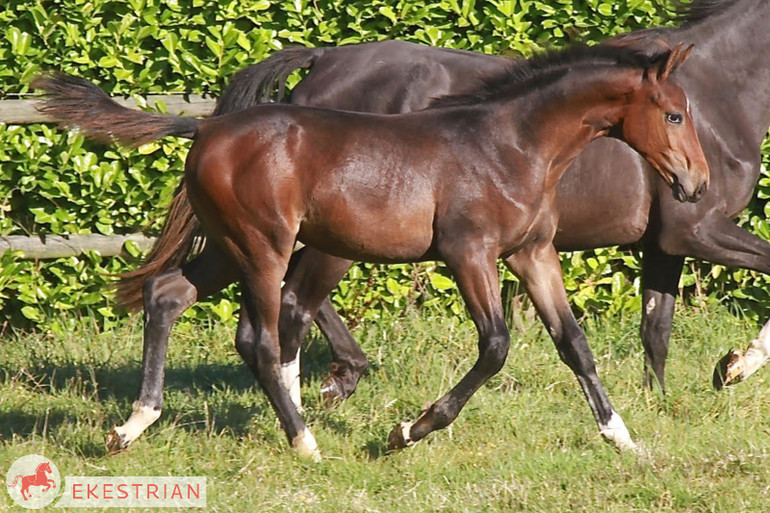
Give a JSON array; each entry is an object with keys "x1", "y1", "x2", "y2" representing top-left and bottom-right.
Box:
[{"x1": 298, "y1": 198, "x2": 438, "y2": 263}]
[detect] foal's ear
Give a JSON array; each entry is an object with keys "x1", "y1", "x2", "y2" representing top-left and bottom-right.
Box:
[{"x1": 656, "y1": 42, "x2": 694, "y2": 81}]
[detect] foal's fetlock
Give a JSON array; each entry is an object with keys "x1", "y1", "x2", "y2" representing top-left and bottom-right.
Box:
[{"x1": 106, "y1": 402, "x2": 161, "y2": 455}]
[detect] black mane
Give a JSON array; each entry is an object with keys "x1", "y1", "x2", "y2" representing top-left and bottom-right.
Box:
[{"x1": 431, "y1": 44, "x2": 669, "y2": 108}]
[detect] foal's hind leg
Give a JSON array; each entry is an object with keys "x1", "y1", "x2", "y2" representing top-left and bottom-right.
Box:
[
  {"x1": 107, "y1": 244, "x2": 238, "y2": 454},
  {"x1": 279, "y1": 248, "x2": 362, "y2": 405},
  {"x1": 506, "y1": 245, "x2": 639, "y2": 453},
  {"x1": 388, "y1": 249, "x2": 510, "y2": 450}
]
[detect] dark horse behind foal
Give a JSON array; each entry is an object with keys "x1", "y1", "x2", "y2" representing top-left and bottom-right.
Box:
[{"x1": 39, "y1": 44, "x2": 707, "y2": 458}]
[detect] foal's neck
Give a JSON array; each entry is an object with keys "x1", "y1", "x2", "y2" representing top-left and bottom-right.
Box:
[{"x1": 516, "y1": 67, "x2": 641, "y2": 182}]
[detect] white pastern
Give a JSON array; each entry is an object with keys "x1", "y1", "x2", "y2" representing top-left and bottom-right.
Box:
[
  {"x1": 281, "y1": 349, "x2": 302, "y2": 410},
  {"x1": 113, "y1": 402, "x2": 162, "y2": 447},
  {"x1": 599, "y1": 411, "x2": 638, "y2": 453},
  {"x1": 292, "y1": 428, "x2": 321, "y2": 462}
]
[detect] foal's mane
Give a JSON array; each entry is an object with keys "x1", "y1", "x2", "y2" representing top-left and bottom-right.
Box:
[{"x1": 430, "y1": 44, "x2": 670, "y2": 108}]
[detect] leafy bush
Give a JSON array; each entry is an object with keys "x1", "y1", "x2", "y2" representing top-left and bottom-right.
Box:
[{"x1": 2, "y1": 0, "x2": 767, "y2": 331}]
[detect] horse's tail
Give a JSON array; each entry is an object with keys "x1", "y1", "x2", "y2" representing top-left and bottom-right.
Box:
[
  {"x1": 116, "y1": 47, "x2": 325, "y2": 311},
  {"x1": 115, "y1": 184, "x2": 203, "y2": 312},
  {"x1": 213, "y1": 46, "x2": 325, "y2": 115},
  {"x1": 32, "y1": 72, "x2": 201, "y2": 147},
  {"x1": 7, "y1": 475, "x2": 21, "y2": 487}
]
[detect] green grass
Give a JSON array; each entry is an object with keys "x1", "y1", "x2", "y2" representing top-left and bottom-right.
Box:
[{"x1": 1, "y1": 304, "x2": 769, "y2": 512}]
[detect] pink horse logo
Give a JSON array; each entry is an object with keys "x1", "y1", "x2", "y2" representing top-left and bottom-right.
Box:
[{"x1": 6, "y1": 461, "x2": 56, "y2": 501}]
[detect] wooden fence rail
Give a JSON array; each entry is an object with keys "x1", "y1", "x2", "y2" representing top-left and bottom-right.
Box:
[
  {"x1": 0, "y1": 94, "x2": 216, "y2": 124},
  {"x1": 0, "y1": 234, "x2": 157, "y2": 259},
  {"x1": 0, "y1": 94, "x2": 215, "y2": 258}
]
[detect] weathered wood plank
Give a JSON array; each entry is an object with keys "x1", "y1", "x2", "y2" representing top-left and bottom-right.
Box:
[
  {"x1": 0, "y1": 95, "x2": 216, "y2": 124},
  {"x1": 0, "y1": 234, "x2": 156, "y2": 259}
]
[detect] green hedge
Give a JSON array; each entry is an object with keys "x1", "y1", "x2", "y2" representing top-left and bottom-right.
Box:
[{"x1": 1, "y1": 0, "x2": 769, "y2": 332}]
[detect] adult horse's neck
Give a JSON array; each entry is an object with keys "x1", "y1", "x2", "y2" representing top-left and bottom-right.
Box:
[{"x1": 674, "y1": 0, "x2": 770, "y2": 145}]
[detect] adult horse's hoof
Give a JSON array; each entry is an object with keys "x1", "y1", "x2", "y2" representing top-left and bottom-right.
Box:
[
  {"x1": 106, "y1": 428, "x2": 128, "y2": 455},
  {"x1": 386, "y1": 421, "x2": 414, "y2": 451},
  {"x1": 319, "y1": 375, "x2": 344, "y2": 407},
  {"x1": 713, "y1": 349, "x2": 744, "y2": 390}
]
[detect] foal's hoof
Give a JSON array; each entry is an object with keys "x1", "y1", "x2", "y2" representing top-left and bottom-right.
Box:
[
  {"x1": 106, "y1": 428, "x2": 129, "y2": 455},
  {"x1": 713, "y1": 349, "x2": 743, "y2": 390},
  {"x1": 386, "y1": 421, "x2": 415, "y2": 451},
  {"x1": 320, "y1": 375, "x2": 343, "y2": 408},
  {"x1": 292, "y1": 428, "x2": 322, "y2": 463}
]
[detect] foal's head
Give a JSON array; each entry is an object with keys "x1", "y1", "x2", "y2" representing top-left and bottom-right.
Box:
[{"x1": 619, "y1": 43, "x2": 709, "y2": 203}]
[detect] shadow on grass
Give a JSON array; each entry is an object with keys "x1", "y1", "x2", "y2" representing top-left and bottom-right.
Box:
[{"x1": 0, "y1": 332, "x2": 369, "y2": 448}]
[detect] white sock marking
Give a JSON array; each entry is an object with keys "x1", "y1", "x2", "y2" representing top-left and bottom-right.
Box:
[
  {"x1": 113, "y1": 402, "x2": 161, "y2": 446},
  {"x1": 281, "y1": 349, "x2": 302, "y2": 409},
  {"x1": 600, "y1": 411, "x2": 637, "y2": 452},
  {"x1": 292, "y1": 428, "x2": 320, "y2": 462}
]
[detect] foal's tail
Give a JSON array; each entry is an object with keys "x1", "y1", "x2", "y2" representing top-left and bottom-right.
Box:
[
  {"x1": 32, "y1": 72, "x2": 202, "y2": 147},
  {"x1": 116, "y1": 47, "x2": 326, "y2": 311},
  {"x1": 6, "y1": 475, "x2": 21, "y2": 487},
  {"x1": 34, "y1": 48, "x2": 325, "y2": 312}
]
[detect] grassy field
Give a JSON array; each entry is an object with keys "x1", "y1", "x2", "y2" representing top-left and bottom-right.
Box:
[{"x1": 1, "y1": 302, "x2": 769, "y2": 512}]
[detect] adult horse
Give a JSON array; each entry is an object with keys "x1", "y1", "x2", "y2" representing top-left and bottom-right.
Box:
[
  {"x1": 40, "y1": 43, "x2": 708, "y2": 458},
  {"x1": 34, "y1": 0, "x2": 770, "y2": 454}
]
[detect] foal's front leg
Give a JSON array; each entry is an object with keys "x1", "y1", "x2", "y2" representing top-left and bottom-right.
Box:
[
  {"x1": 388, "y1": 250, "x2": 510, "y2": 449},
  {"x1": 505, "y1": 244, "x2": 639, "y2": 453},
  {"x1": 236, "y1": 248, "x2": 320, "y2": 461}
]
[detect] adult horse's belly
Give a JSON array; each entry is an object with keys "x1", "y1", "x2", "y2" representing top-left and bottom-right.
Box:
[{"x1": 553, "y1": 139, "x2": 654, "y2": 251}]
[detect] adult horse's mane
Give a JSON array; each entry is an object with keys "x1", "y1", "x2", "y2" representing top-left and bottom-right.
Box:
[{"x1": 430, "y1": 44, "x2": 670, "y2": 108}]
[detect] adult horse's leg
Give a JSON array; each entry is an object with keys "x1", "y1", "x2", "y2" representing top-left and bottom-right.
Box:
[
  {"x1": 279, "y1": 248, "x2": 363, "y2": 405},
  {"x1": 639, "y1": 241, "x2": 684, "y2": 392},
  {"x1": 651, "y1": 211, "x2": 770, "y2": 388},
  {"x1": 505, "y1": 244, "x2": 638, "y2": 452},
  {"x1": 388, "y1": 248, "x2": 510, "y2": 449},
  {"x1": 106, "y1": 243, "x2": 238, "y2": 453}
]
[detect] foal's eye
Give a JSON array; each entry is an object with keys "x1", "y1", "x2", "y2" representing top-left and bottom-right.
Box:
[{"x1": 666, "y1": 112, "x2": 684, "y2": 124}]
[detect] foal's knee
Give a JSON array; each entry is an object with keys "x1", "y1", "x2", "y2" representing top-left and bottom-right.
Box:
[{"x1": 478, "y1": 328, "x2": 510, "y2": 375}]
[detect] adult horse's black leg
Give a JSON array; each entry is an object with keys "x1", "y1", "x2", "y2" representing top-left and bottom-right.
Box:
[
  {"x1": 388, "y1": 248, "x2": 510, "y2": 449},
  {"x1": 279, "y1": 248, "x2": 363, "y2": 406},
  {"x1": 639, "y1": 241, "x2": 684, "y2": 392},
  {"x1": 651, "y1": 210, "x2": 770, "y2": 388},
  {"x1": 505, "y1": 244, "x2": 638, "y2": 452},
  {"x1": 107, "y1": 243, "x2": 238, "y2": 453}
]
